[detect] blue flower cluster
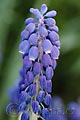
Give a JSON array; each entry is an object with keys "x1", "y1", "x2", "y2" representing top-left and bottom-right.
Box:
[
  {"x1": 45, "y1": 96, "x2": 80, "y2": 120},
  {"x1": 8, "y1": 4, "x2": 60, "y2": 120},
  {"x1": 68, "y1": 97, "x2": 80, "y2": 120},
  {"x1": 49, "y1": 96, "x2": 67, "y2": 120}
]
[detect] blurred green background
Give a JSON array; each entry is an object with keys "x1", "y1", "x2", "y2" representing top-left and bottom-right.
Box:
[{"x1": 0, "y1": 0, "x2": 80, "y2": 119}]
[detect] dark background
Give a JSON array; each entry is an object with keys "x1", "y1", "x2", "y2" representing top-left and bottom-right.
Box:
[{"x1": 0, "y1": 0, "x2": 80, "y2": 119}]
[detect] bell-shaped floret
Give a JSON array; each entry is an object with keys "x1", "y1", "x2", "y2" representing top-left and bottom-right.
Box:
[
  {"x1": 25, "y1": 18, "x2": 35, "y2": 25},
  {"x1": 46, "y1": 66, "x2": 54, "y2": 80},
  {"x1": 45, "y1": 18, "x2": 56, "y2": 27},
  {"x1": 21, "y1": 112, "x2": 29, "y2": 120},
  {"x1": 19, "y1": 40, "x2": 29, "y2": 54},
  {"x1": 26, "y1": 23, "x2": 35, "y2": 33},
  {"x1": 46, "y1": 80, "x2": 52, "y2": 93},
  {"x1": 39, "y1": 26, "x2": 48, "y2": 37},
  {"x1": 28, "y1": 84, "x2": 36, "y2": 96},
  {"x1": 49, "y1": 31, "x2": 59, "y2": 43},
  {"x1": 42, "y1": 39, "x2": 52, "y2": 54},
  {"x1": 28, "y1": 33, "x2": 38, "y2": 46},
  {"x1": 42, "y1": 54, "x2": 52, "y2": 67},
  {"x1": 21, "y1": 30, "x2": 29, "y2": 40},
  {"x1": 29, "y1": 46, "x2": 39, "y2": 61},
  {"x1": 37, "y1": 90, "x2": 45, "y2": 103},
  {"x1": 41, "y1": 4, "x2": 47, "y2": 15},
  {"x1": 51, "y1": 46, "x2": 60, "y2": 59},
  {"x1": 26, "y1": 71, "x2": 34, "y2": 84},
  {"x1": 40, "y1": 75, "x2": 47, "y2": 90},
  {"x1": 30, "y1": 8, "x2": 41, "y2": 19},
  {"x1": 33, "y1": 62, "x2": 41, "y2": 75},
  {"x1": 49, "y1": 25, "x2": 59, "y2": 32},
  {"x1": 44, "y1": 94, "x2": 52, "y2": 106},
  {"x1": 45, "y1": 10, "x2": 57, "y2": 17},
  {"x1": 23, "y1": 56, "x2": 32, "y2": 70},
  {"x1": 32, "y1": 101, "x2": 39, "y2": 113}
]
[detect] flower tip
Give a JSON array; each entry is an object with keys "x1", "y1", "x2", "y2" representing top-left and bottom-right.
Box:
[
  {"x1": 41, "y1": 4, "x2": 48, "y2": 15},
  {"x1": 30, "y1": 8, "x2": 34, "y2": 13},
  {"x1": 45, "y1": 10, "x2": 57, "y2": 17}
]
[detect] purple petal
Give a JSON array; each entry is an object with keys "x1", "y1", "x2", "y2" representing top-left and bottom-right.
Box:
[
  {"x1": 23, "y1": 56, "x2": 32, "y2": 70},
  {"x1": 21, "y1": 30, "x2": 29, "y2": 40},
  {"x1": 38, "y1": 90, "x2": 45, "y2": 103},
  {"x1": 33, "y1": 62, "x2": 41, "y2": 75},
  {"x1": 42, "y1": 54, "x2": 52, "y2": 67},
  {"x1": 19, "y1": 91, "x2": 27, "y2": 103},
  {"x1": 51, "y1": 59, "x2": 57, "y2": 70},
  {"x1": 30, "y1": 8, "x2": 41, "y2": 19},
  {"x1": 42, "y1": 108, "x2": 49, "y2": 120},
  {"x1": 40, "y1": 75, "x2": 47, "y2": 90},
  {"x1": 46, "y1": 66, "x2": 54, "y2": 80},
  {"x1": 46, "y1": 80, "x2": 52, "y2": 93},
  {"x1": 29, "y1": 84, "x2": 36, "y2": 96},
  {"x1": 49, "y1": 25, "x2": 59, "y2": 32},
  {"x1": 28, "y1": 33, "x2": 38, "y2": 46},
  {"x1": 49, "y1": 31, "x2": 59, "y2": 43},
  {"x1": 41, "y1": 4, "x2": 48, "y2": 15},
  {"x1": 45, "y1": 10, "x2": 57, "y2": 17},
  {"x1": 26, "y1": 23, "x2": 35, "y2": 33},
  {"x1": 18, "y1": 102, "x2": 27, "y2": 111},
  {"x1": 25, "y1": 18, "x2": 35, "y2": 25},
  {"x1": 26, "y1": 97, "x2": 31, "y2": 104},
  {"x1": 42, "y1": 39, "x2": 52, "y2": 54},
  {"x1": 39, "y1": 26, "x2": 48, "y2": 37},
  {"x1": 53, "y1": 40, "x2": 60, "y2": 49},
  {"x1": 29, "y1": 46, "x2": 39, "y2": 61},
  {"x1": 51, "y1": 46, "x2": 60, "y2": 59},
  {"x1": 32, "y1": 101, "x2": 39, "y2": 113},
  {"x1": 19, "y1": 40, "x2": 29, "y2": 54},
  {"x1": 44, "y1": 94, "x2": 52, "y2": 106},
  {"x1": 45, "y1": 18, "x2": 56, "y2": 27},
  {"x1": 21, "y1": 112, "x2": 30, "y2": 120},
  {"x1": 26, "y1": 71, "x2": 34, "y2": 84},
  {"x1": 68, "y1": 102, "x2": 78, "y2": 110}
]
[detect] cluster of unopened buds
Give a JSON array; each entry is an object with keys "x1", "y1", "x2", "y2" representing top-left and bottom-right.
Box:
[{"x1": 8, "y1": 4, "x2": 60, "y2": 120}]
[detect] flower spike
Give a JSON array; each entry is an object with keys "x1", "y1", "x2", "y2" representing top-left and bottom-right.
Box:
[{"x1": 7, "y1": 4, "x2": 60, "y2": 120}]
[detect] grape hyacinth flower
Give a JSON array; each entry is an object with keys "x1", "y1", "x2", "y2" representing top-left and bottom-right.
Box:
[
  {"x1": 49, "y1": 96, "x2": 67, "y2": 120},
  {"x1": 7, "y1": 4, "x2": 60, "y2": 120},
  {"x1": 68, "y1": 98, "x2": 80, "y2": 120}
]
